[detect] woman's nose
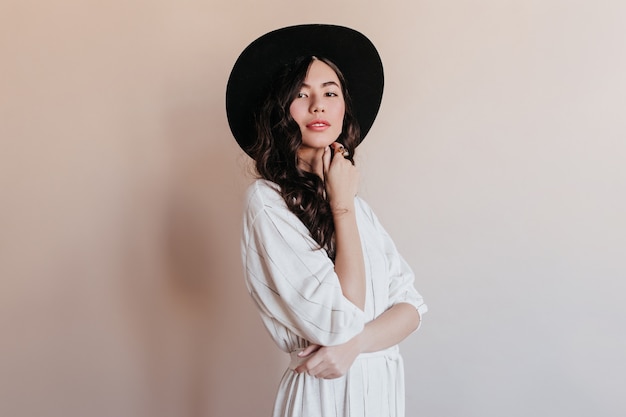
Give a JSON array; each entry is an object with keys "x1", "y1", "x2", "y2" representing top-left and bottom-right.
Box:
[{"x1": 310, "y1": 97, "x2": 324, "y2": 113}]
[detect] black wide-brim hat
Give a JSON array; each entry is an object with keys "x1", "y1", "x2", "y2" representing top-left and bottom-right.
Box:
[{"x1": 226, "y1": 24, "x2": 384, "y2": 156}]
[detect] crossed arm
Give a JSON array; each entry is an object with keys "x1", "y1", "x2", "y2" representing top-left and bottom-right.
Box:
[{"x1": 294, "y1": 302, "x2": 420, "y2": 379}]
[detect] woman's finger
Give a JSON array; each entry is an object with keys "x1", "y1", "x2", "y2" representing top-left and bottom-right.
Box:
[
  {"x1": 322, "y1": 146, "x2": 332, "y2": 176},
  {"x1": 295, "y1": 352, "x2": 322, "y2": 374},
  {"x1": 298, "y1": 344, "x2": 320, "y2": 358}
]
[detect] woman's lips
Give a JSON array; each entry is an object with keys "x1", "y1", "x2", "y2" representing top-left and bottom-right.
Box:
[{"x1": 306, "y1": 119, "x2": 330, "y2": 131}]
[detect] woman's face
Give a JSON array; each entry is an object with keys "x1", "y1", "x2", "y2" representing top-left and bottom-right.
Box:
[{"x1": 289, "y1": 59, "x2": 346, "y2": 151}]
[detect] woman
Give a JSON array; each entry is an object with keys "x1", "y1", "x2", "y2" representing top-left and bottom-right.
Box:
[{"x1": 226, "y1": 24, "x2": 427, "y2": 417}]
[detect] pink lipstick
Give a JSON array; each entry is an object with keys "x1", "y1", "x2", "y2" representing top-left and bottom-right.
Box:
[{"x1": 306, "y1": 119, "x2": 330, "y2": 131}]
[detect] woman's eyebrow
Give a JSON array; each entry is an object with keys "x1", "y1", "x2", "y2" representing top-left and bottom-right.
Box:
[{"x1": 301, "y1": 81, "x2": 340, "y2": 88}]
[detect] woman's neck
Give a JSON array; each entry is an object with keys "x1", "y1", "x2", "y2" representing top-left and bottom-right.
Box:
[{"x1": 297, "y1": 147, "x2": 325, "y2": 178}]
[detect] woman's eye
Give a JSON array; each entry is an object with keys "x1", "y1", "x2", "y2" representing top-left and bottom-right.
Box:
[
  {"x1": 325, "y1": 92, "x2": 338, "y2": 97},
  {"x1": 296, "y1": 92, "x2": 308, "y2": 98}
]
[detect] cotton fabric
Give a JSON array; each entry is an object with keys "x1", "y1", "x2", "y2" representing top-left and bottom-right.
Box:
[{"x1": 241, "y1": 179, "x2": 427, "y2": 417}]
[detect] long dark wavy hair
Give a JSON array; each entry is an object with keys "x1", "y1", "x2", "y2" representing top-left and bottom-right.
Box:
[{"x1": 249, "y1": 56, "x2": 361, "y2": 260}]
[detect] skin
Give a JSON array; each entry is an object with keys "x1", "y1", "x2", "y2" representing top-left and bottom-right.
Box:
[{"x1": 291, "y1": 59, "x2": 421, "y2": 379}]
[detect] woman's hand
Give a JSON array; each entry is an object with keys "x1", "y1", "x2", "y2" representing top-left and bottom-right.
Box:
[
  {"x1": 294, "y1": 335, "x2": 363, "y2": 379},
  {"x1": 323, "y1": 143, "x2": 359, "y2": 213}
]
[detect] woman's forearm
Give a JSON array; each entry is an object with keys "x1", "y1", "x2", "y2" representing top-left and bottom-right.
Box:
[
  {"x1": 359, "y1": 302, "x2": 420, "y2": 353},
  {"x1": 332, "y1": 202, "x2": 366, "y2": 310}
]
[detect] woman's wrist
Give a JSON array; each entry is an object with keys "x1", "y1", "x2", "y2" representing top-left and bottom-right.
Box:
[
  {"x1": 330, "y1": 199, "x2": 355, "y2": 217},
  {"x1": 353, "y1": 330, "x2": 367, "y2": 354}
]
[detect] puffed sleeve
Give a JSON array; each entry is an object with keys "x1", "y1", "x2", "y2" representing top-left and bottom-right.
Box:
[
  {"x1": 356, "y1": 198, "x2": 428, "y2": 322},
  {"x1": 241, "y1": 181, "x2": 365, "y2": 346}
]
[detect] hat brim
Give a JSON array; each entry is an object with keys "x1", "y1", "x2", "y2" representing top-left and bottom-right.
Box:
[{"x1": 226, "y1": 24, "x2": 384, "y2": 156}]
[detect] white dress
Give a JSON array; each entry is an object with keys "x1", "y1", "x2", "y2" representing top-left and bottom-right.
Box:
[{"x1": 241, "y1": 179, "x2": 428, "y2": 417}]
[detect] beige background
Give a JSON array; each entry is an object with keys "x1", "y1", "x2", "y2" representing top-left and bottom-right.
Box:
[{"x1": 2, "y1": 1, "x2": 625, "y2": 416}]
